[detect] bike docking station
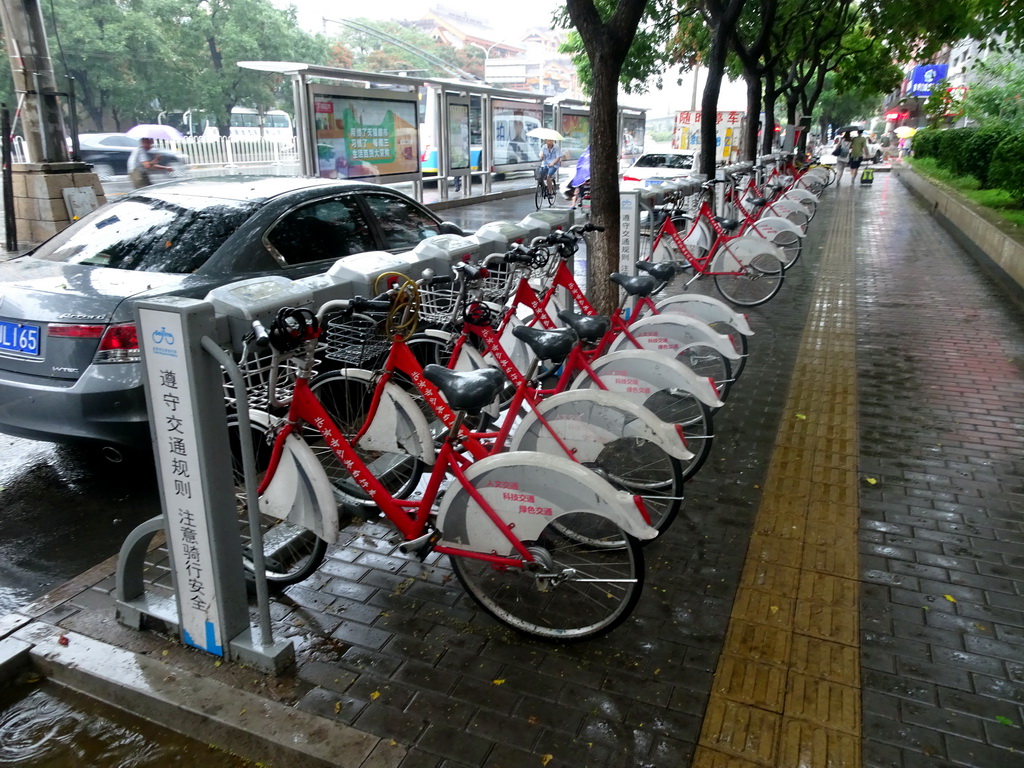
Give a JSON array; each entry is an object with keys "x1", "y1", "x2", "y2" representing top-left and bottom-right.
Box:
[{"x1": 111, "y1": 223, "x2": 577, "y2": 674}]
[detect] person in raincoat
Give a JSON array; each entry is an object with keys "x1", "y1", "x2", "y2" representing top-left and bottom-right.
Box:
[{"x1": 564, "y1": 146, "x2": 590, "y2": 209}]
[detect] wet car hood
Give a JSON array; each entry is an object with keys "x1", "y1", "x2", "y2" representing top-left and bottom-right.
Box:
[{"x1": 0, "y1": 256, "x2": 214, "y2": 324}]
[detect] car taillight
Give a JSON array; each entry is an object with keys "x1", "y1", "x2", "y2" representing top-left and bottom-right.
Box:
[
  {"x1": 50, "y1": 322, "x2": 140, "y2": 363},
  {"x1": 622, "y1": 175, "x2": 641, "y2": 182},
  {"x1": 96, "y1": 323, "x2": 140, "y2": 362}
]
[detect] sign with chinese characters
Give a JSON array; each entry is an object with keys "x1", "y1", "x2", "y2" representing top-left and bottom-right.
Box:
[
  {"x1": 908, "y1": 64, "x2": 949, "y2": 97},
  {"x1": 672, "y1": 111, "x2": 746, "y2": 163},
  {"x1": 312, "y1": 93, "x2": 418, "y2": 180},
  {"x1": 137, "y1": 307, "x2": 223, "y2": 656},
  {"x1": 619, "y1": 190, "x2": 640, "y2": 278}
]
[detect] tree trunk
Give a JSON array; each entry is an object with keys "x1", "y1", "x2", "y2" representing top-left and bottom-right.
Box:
[
  {"x1": 565, "y1": 0, "x2": 648, "y2": 315},
  {"x1": 700, "y1": 32, "x2": 729, "y2": 176},
  {"x1": 743, "y1": 74, "x2": 760, "y2": 161},
  {"x1": 586, "y1": 59, "x2": 621, "y2": 316}
]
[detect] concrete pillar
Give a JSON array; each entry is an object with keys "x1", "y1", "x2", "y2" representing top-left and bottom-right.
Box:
[{"x1": 11, "y1": 162, "x2": 106, "y2": 244}]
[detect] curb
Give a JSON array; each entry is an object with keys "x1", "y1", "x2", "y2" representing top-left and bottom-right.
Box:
[{"x1": 4, "y1": 617, "x2": 404, "y2": 767}]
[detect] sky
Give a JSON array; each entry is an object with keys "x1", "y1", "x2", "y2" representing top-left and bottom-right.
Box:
[
  {"x1": 275, "y1": 1, "x2": 747, "y2": 117},
  {"x1": 285, "y1": 1, "x2": 565, "y2": 38}
]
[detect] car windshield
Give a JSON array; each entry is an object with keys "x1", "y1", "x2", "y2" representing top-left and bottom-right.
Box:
[
  {"x1": 635, "y1": 154, "x2": 693, "y2": 170},
  {"x1": 29, "y1": 195, "x2": 257, "y2": 273}
]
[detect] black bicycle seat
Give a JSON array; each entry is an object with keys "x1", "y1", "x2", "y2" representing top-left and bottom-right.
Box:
[
  {"x1": 636, "y1": 261, "x2": 677, "y2": 283},
  {"x1": 714, "y1": 216, "x2": 742, "y2": 231},
  {"x1": 609, "y1": 272, "x2": 658, "y2": 298},
  {"x1": 556, "y1": 310, "x2": 610, "y2": 343},
  {"x1": 511, "y1": 324, "x2": 576, "y2": 364},
  {"x1": 422, "y1": 365, "x2": 506, "y2": 413}
]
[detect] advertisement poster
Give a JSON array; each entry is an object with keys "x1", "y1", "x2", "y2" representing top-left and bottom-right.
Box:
[
  {"x1": 620, "y1": 116, "x2": 645, "y2": 161},
  {"x1": 313, "y1": 95, "x2": 418, "y2": 180},
  {"x1": 447, "y1": 103, "x2": 471, "y2": 171},
  {"x1": 492, "y1": 101, "x2": 544, "y2": 166},
  {"x1": 559, "y1": 112, "x2": 590, "y2": 163},
  {"x1": 672, "y1": 111, "x2": 745, "y2": 163}
]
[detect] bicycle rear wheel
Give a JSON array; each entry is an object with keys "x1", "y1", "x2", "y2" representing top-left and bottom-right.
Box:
[
  {"x1": 714, "y1": 255, "x2": 784, "y2": 307},
  {"x1": 450, "y1": 512, "x2": 644, "y2": 641},
  {"x1": 227, "y1": 418, "x2": 328, "y2": 588},
  {"x1": 641, "y1": 389, "x2": 714, "y2": 480}
]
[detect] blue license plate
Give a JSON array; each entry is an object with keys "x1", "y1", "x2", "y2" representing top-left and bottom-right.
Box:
[{"x1": 0, "y1": 320, "x2": 41, "y2": 355}]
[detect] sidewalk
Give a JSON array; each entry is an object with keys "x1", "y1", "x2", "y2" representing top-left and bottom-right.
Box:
[{"x1": 3, "y1": 171, "x2": 1024, "y2": 767}]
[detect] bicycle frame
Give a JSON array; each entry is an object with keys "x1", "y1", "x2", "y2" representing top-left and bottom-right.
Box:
[{"x1": 259, "y1": 351, "x2": 537, "y2": 567}]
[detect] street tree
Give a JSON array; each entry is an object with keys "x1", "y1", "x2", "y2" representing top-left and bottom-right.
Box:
[
  {"x1": 173, "y1": 0, "x2": 329, "y2": 136},
  {"x1": 561, "y1": 0, "x2": 649, "y2": 315}
]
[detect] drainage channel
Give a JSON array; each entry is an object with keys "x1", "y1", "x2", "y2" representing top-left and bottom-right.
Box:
[{"x1": 1, "y1": 676, "x2": 251, "y2": 766}]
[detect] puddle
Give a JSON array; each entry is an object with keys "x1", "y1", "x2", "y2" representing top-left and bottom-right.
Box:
[{"x1": 0, "y1": 678, "x2": 251, "y2": 766}]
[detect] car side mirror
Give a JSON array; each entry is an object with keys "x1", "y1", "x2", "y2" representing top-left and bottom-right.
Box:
[{"x1": 438, "y1": 221, "x2": 465, "y2": 236}]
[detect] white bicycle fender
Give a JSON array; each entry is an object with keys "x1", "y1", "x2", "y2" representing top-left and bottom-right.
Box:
[
  {"x1": 780, "y1": 188, "x2": 818, "y2": 210},
  {"x1": 508, "y1": 388, "x2": 694, "y2": 461},
  {"x1": 653, "y1": 294, "x2": 754, "y2": 336},
  {"x1": 712, "y1": 236, "x2": 785, "y2": 272},
  {"x1": 608, "y1": 314, "x2": 741, "y2": 360},
  {"x1": 327, "y1": 369, "x2": 435, "y2": 464},
  {"x1": 765, "y1": 199, "x2": 809, "y2": 231},
  {"x1": 435, "y1": 451, "x2": 658, "y2": 555},
  {"x1": 248, "y1": 411, "x2": 339, "y2": 543},
  {"x1": 746, "y1": 215, "x2": 804, "y2": 241},
  {"x1": 485, "y1": 313, "x2": 536, "y2": 374},
  {"x1": 574, "y1": 349, "x2": 724, "y2": 408}
]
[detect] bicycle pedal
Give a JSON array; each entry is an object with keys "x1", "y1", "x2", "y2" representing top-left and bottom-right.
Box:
[{"x1": 398, "y1": 530, "x2": 441, "y2": 560}]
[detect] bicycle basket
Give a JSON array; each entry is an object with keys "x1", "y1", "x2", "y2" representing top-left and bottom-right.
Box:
[
  {"x1": 223, "y1": 350, "x2": 315, "y2": 411},
  {"x1": 323, "y1": 311, "x2": 392, "y2": 366},
  {"x1": 534, "y1": 166, "x2": 546, "y2": 181},
  {"x1": 418, "y1": 282, "x2": 460, "y2": 326}
]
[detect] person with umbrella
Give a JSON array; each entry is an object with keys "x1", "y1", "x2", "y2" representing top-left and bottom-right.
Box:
[
  {"x1": 537, "y1": 138, "x2": 563, "y2": 196},
  {"x1": 126, "y1": 124, "x2": 180, "y2": 188}
]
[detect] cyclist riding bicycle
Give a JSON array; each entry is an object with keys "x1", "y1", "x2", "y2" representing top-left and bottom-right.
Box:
[{"x1": 538, "y1": 138, "x2": 562, "y2": 195}]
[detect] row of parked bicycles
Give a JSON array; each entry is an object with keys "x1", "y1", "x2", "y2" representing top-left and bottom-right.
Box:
[{"x1": 224, "y1": 153, "x2": 833, "y2": 641}]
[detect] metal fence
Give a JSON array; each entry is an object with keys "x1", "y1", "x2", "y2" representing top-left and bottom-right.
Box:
[{"x1": 10, "y1": 135, "x2": 301, "y2": 177}]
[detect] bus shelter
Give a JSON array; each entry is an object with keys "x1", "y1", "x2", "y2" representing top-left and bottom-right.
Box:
[{"x1": 237, "y1": 62, "x2": 645, "y2": 203}]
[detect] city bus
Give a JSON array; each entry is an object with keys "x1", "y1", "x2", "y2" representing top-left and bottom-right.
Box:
[{"x1": 158, "y1": 107, "x2": 294, "y2": 143}]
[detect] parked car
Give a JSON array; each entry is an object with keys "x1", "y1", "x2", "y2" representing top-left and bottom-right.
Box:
[
  {"x1": 0, "y1": 176, "x2": 464, "y2": 456},
  {"x1": 72, "y1": 133, "x2": 189, "y2": 181},
  {"x1": 619, "y1": 149, "x2": 699, "y2": 188}
]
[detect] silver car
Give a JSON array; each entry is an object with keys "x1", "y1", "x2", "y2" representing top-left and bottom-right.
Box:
[{"x1": 0, "y1": 176, "x2": 462, "y2": 458}]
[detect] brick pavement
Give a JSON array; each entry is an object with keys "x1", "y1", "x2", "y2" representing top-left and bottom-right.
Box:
[{"x1": 855, "y1": 175, "x2": 1024, "y2": 766}]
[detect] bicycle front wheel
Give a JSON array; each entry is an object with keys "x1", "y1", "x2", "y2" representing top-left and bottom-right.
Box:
[
  {"x1": 308, "y1": 370, "x2": 426, "y2": 508},
  {"x1": 535, "y1": 181, "x2": 544, "y2": 210},
  {"x1": 227, "y1": 417, "x2": 328, "y2": 588},
  {"x1": 714, "y1": 254, "x2": 784, "y2": 307},
  {"x1": 451, "y1": 512, "x2": 644, "y2": 641}
]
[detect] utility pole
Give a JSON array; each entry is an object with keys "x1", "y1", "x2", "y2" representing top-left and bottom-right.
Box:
[{"x1": 0, "y1": 0, "x2": 103, "y2": 247}]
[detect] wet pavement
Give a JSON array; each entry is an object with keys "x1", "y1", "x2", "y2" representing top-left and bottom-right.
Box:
[{"x1": 3, "y1": 170, "x2": 1024, "y2": 767}]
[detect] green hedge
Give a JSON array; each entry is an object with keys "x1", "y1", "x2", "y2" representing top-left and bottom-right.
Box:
[{"x1": 913, "y1": 125, "x2": 1024, "y2": 198}]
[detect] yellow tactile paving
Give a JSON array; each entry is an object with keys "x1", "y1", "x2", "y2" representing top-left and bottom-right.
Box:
[{"x1": 695, "y1": 192, "x2": 861, "y2": 767}]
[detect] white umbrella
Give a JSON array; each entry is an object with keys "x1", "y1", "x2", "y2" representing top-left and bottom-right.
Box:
[
  {"x1": 526, "y1": 127, "x2": 564, "y2": 141},
  {"x1": 126, "y1": 124, "x2": 184, "y2": 142}
]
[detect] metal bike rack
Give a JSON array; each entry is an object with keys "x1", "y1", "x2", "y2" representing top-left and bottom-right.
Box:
[{"x1": 112, "y1": 234, "x2": 508, "y2": 674}]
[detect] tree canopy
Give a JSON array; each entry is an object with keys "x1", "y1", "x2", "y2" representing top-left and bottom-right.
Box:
[{"x1": 2, "y1": 0, "x2": 332, "y2": 133}]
